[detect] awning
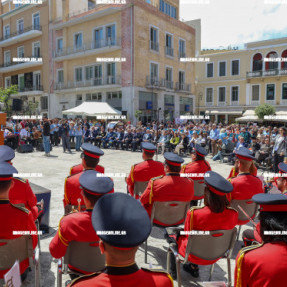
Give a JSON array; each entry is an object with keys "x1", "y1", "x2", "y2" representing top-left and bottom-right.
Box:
[
  {"x1": 62, "y1": 102, "x2": 121, "y2": 116},
  {"x1": 267, "y1": 111, "x2": 287, "y2": 122},
  {"x1": 236, "y1": 109, "x2": 263, "y2": 122},
  {"x1": 206, "y1": 110, "x2": 242, "y2": 115}
]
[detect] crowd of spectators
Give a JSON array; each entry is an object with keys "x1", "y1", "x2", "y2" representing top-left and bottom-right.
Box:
[{"x1": 4, "y1": 117, "x2": 287, "y2": 172}]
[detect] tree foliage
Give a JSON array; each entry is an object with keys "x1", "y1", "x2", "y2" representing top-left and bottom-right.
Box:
[
  {"x1": 0, "y1": 85, "x2": 18, "y2": 116},
  {"x1": 255, "y1": 104, "x2": 275, "y2": 120}
]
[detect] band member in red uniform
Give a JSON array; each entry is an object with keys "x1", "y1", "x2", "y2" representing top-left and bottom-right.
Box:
[
  {"x1": 140, "y1": 152, "x2": 194, "y2": 225},
  {"x1": 229, "y1": 148, "x2": 263, "y2": 224},
  {"x1": 235, "y1": 193, "x2": 287, "y2": 287},
  {"x1": 0, "y1": 162, "x2": 38, "y2": 281},
  {"x1": 64, "y1": 144, "x2": 111, "y2": 210},
  {"x1": 227, "y1": 158, "x2": 257, "y2": 180},
  {"x1": 0, "y1": 145, "x2": 43, "y2": 220},
  {"x1": 242, "y1": 162, "x2": 287, "y2": 246},
  {"x1": 69, "y1": 143, "x2": 105, "y2": 175},
  {"x1": 126, "y1": 142, "x2": 165, "y2": 198},
  {"x1": 168, "y1": 171, "x2": 238, "y2": 279},
  {"x1": 69, "y1": 193, "x2": 173, "y2": 287},
  {"x1": 50, "y1": 171, "x2": 113, "y2": 280},
  {"x1": 181, "y1": 144, "x2": 211, "y2": 203}
]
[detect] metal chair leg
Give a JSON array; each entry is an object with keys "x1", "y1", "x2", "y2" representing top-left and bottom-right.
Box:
[
  {"x1": 145, "y1": 240, "x2": 148, "y2": 264},
  {"x1": 166, "y1": 249, "x2": 171, "y2": 273},
  {"x1": 236, "y1": 225, "x2": 242, "y2": 241},
  {"x1": 176, "y1": 256, "x2": 181, "y2": 287},
  {"x1": 227, "y1": 257, "x2": 231, "y2": 287},
  {"x1": 209, "y1": 264, "x2": 215, "y2": 281},
  {"x1": 57, "y1": 259, "x2": 62, "y2": 287}
]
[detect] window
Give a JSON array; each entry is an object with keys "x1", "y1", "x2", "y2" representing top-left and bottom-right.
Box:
[
  {"x1": 41, "y1": 97, "x2": 48, "y2": 110},
  {"x1": 266, "y1": 52, "x2": 278, "y2": 70},
  {"x1": 106, "y1": 25, "x2": 116, "y2": 45},
  {"x1": 4, "y1": 51, "x2": 11, "y2": 65},
  {"x1": 57, "y1": 70, "x2": 64, "y2": 83},
  {"x1": 206, "y1": 88, "x2": 213, "y2": 103},
  {"x1": 17, "y1": 19, "x2": 24, "y2": 34},
  {"x1": 165, "y1": 34, "x2": 173, "y2": 57},
  {"x1": 94, "y1": 65, "x2": 102, "y2": 85},
  {"x1": 218, "y1": 87, "x2": 226, "y2": 102},
  {"x1": 107, "y1": 63, "x2": 116, "y2": 84},
  {"x1": 75, "y1": 67, "x2": 83, "y2": 82},
  {"x1": 57, "y1": 38, "x2": 63, "y2": 52},
  {"x1": 252, "y1": 85, "x2": 260, "y2": 101},
  {"x1": 5, "y1": 77, "x2": 11, "y2": 89},
  {"x1": 150, "y1": 27, "x2": 158, "y2": 51},
  {"x1": 282, "y1": 83, "x2": 287, "y2": 100},
  {"x1": 231, "y1": 60, "x2": 239, "y2": 75},
  {"x1": 33, "y1": 13, "x2": 40, "y2": 29},
  {"x1": 179, "y1": 39, "x2": 186, "y2": 58},
  {"x1": 92, "y1": 93, "x2": 102, "y2": 101},
  {"x1": 231, "y1": 86, "x2": 239, "y2": 102},
  {"x1": 4, "y1": 25, "x2": 10, "y2": 39},
  {"x1": 160, "y1": 0, "x2": 164, "y2": 11},
  {"x1": 33, "y1": 42, "x2": 40, "y2": 57},
  {"x1": 207, "y1": 63, "x2": 213, "y2": 78},
  {"x1": 85, "y1": 66, "x2": 93, "y2": 80},
  {"x1": 165, "y1": 67, "x2": 173, "y2": 89},
  {"x1": 179, "y1": 71, "x2": 185, "y2": 84},
  {"x1": 253, "y1": 53, "x2": 262, "y2": 71},
  {"x1": 150, "y1": 63, "x2": 158, "y2": 81},
  {"x1": 74, "y1": 33, "x2": 83, "y2": 50},
  {"x1": 159, "y1": 0, "x2": 176, "y2": 18},
  {"x1": 34, "y1": 73, "x2": 41, "y2": 90},
  {"x1": 17, "y1": 46, "x2": 24, "y2": 58},
  {"x1": 76, "y1": 95, "x2": 82, "y2": 106},
  {"x1": 94, "y1": 28, "x2": 104, "y2": 48},
  {"x1": 86, "y1": 93, "x2": 92, "y2": 101},
  {"x1": 266, "y1": 84, "x2": 275, "y2": 100},
  {"x1": 219, "y1": 61, "x2": 226, "y2": 77}
]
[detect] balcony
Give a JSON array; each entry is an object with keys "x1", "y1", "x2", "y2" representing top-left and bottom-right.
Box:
[
  {"x1": 218, "y1": 102, "x2": 226, "y2": 107},
  {"x1": 0, "y1": 55, "x2": 43, "y2": 73},
  {"x1": 206, "y1": 102, "x2": 213, "y2": 107},
  {"x1": 265, "y1": 99, "x2": 276, "y2": 105},
  {"x1": 146, "y1": 76, "x2": 161, "y2": 89},
  {"x1": 150, "y1": 41, "x2": 159, "y2": 52},
  {"x1": 176, "y1": 82, "x2": 191, "y2": 93},
  {"x1": 179, "y1": 51, "x2": 186, "y2": 59},
  {"x1": 162, "y1": 79, "x2": 174, "y2": 90},
  {"x1": 54, "y1": 76, "x2": 121, "y2": 93},
  {"x1": 250, "y1": 100, "x2": 260, "y2": 106},
  {"x1": 11, "y1": 85, "x2": 43, "y2": 97},
  {"x1": 0, "y1": 26, "x2": 42, "y2": 48},
  {"x1": 247, "y1": 68, "x2": 287, "y2": 79},
  {"x1": 231, "y1": 101, "x2": 239, "y2": 106},
  {"x1": 165, "y1": 46, "x2": 174, "y2": 57},
  {"x1": 54, "y1": 38, "x2": 121, "y2": 61}
]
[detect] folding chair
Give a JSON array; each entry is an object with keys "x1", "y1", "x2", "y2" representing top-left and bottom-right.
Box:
[
  {"x1": 64, "y1": 204, "x2": 86, "y2": 215},
  {"x1": 0, "y1": 236, "x2": 41, "y2": 287},
  {"x1": 57, "y1": 241, "x2": 105, "y2": 287},
  {"x1": 193, "y1": 180, "x2": 205, "y2": 205},
  {"x1": 167, "y1": 228, "x2": 237, "y2": 287},
  {"x1": 145, "y1": 201, "x2": 190, "y2": 263},
  {"x1": 133, "y1": 181, "x2": 149, "y2": 198},
  {"x1": 230, "y1": 199, "x2": 258, "y2": 240}
]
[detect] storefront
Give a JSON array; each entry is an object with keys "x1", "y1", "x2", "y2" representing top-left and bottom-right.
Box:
[
  {"x1": 180, "y1": 96, "x2": 193, "y2": 115},
  {"x1": 139, "y1": 91, "x2": 158, "y2": 123},
  {"x1": 164, "y1": 94, "x2": 175, "y2": 121}
]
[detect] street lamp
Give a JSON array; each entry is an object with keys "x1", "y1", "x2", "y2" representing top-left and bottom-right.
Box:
[
  {"x1": 198, "y1": 92, "x2": 203, "y2": 116},
  {"x1": 157, "y1": 107, "x2": 161, "y2": 122}
]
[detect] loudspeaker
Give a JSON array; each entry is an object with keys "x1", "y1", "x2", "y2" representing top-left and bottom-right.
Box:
[{"x1": 12, "y1": 99, "x2": 22, "y2": 111}]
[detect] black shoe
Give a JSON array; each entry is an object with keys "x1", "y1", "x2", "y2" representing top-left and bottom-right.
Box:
[
  {"x1": 183, "y1": 263, "x2": 199, "y2": 278},
  {"x1": 170, "y1": 271, "x2": 177, "y2": 280}
]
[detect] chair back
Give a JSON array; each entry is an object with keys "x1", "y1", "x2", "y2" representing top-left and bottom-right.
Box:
[
  {"x1": 134, "y1": 181, "x2": 149, "y2": 198},
  {"x1": 185, "y1": 228, "x2": 237, "y2": 262},
  {"x1": 230, "y1": 199, "x2": 258, "y2": 222},
  {"x1": 0, "y1": 236, "x2": 33, "y2": 270},
  {"x1": 64, "y1": 205, "x2": 86, "y2": 215},
  {"x1": 151, "y1": 201, "x2": 190, "y2": 226},
  {"x1": 64, "y1": 241, "x2": 105, "y2": 273},
  {"x1": 193, "y1": 180, "x2": 205, "y2": 199}
]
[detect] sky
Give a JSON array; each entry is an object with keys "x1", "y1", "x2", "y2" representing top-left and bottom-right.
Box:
[{"x1": 180, "y1": 0, "x2": 287, "y2": 49}]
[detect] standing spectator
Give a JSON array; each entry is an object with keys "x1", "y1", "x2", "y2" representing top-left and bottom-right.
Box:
[
  {"x1": 272, "y1": 127, "x2": 287, "y2": 173},
  {"x1": 50, "y1": 119, "x2": 56, "y2": 146},
  {"x1": 62, "y1": 120, "x2": 72, "y2": 153},
  {"x1": 209, "y1": 124, "x2": 219, "y2": 156},
  {"x1": 53, "y1": 119, "x2": 60, "y2": 146},
  {"x1": 75, "y1": 124, "x2": 83, "y2": 151},
  {"x1": 240, "y1": 127, "x2": 251, "y2": 145},
  {"x1": 43, "y1": 117, "x2": 51, "y2": 156},
  {"x1": 83, "y1": 126, "x2": 91, "y2": 143},
  {"x1": 69, "y1": 122, "x2": 76, "y2": 146}
]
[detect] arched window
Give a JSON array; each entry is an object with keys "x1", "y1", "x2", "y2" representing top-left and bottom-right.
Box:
[
  {"x1": 265, "y1": 51, "x2": 278, "y2": 70},
  {"x1": 281, "y1": 50, "x2": 287, "y2": 69},
  {"x1": 252, "y1": 53, "x2": 262, "y2": 71}
]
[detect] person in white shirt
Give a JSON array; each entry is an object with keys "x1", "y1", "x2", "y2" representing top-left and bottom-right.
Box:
[{"x1": 20, "y1": 126, "x2": 31, "y2": 144}]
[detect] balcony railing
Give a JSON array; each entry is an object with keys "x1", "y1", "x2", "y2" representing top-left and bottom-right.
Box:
[
  {"x1": 165, "y1": 46, "x2": 174, "y2": 57},
  {"x1": 0, "y1": 25, "x2": 42, "y2": 42},
  {"x1": 247, "y1": 68, "x2": 287, "y2": 78},
  {"x1": 218, "y1": 102, "x2": 226, "y2": 107},
  {"x1": 176, "y1": 82, "x2": 191, "y2": 92},
  {"x1": 265, "y1": 99, "x2": 276, "y2": 105},
  {"x1": 0, "y1": 55, "x2": 42, "y2": 68},
  {"x1": 146, "y1": 76, "x2": 161, "y2": 88},
  {"x1": 54, "y1": 38, "x2": 121, "y2": 58},
  {"x1": 250, "y1": 100, "x2": 260, "y2": 105},
  {"x1": 17, "y1": 85, "x2": 43, "y2": 93},
  {"x1": 206, "y1": 102, "x2": 213, "y2": 107},
  {"x1": 231, "y1": 101, "x2": 239, "y2": 106},
  {"x1": 150, "y1": 41, "x2": 159, "y2": 52},
  {"x1": 163, "y1": 80, "x2": 174, "y2": 90},
  {"x1": 54, "y1": 76, "x2": 121, "y2": 90},
  {"x1": 179, "y1": 51, "x2": 186, "y2": 59}
]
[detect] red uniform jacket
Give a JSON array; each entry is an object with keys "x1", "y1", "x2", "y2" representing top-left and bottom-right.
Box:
[
  {"x1": 50, "y1": 210, "x2": 100, "y2": 274},
  {"x1": 64, "y1": 170, "x2": 113, "y2": 209},
  {"x1": 126, "y1": 160, "x2": 165, "y2": 198},
  {"x1": 140, "y1": 174, "x2": 194, "y2": 226},
  {"x1": 227, "y1": 167, "x2": 257, "y2": 180},
  {"x1": 9, "y1": 177, "x2": 39, "y2": 220},
  {"x1": 181, "y1": 159, "x2": 211, "y2": 200},
  {"x1": 0, "y1": 200, "x2": 38, "y2": 278},
  {"x1": 69, "y1": 164, "x2": 104, "y2": 176},
  {"x1": 69, "y1": 264, "x2": 173, "y2": 287},
  {"x1": 235, "y1": 242, "x2": 287, "y2": 287},
  {"x1": 176, "y1": 206, "x2": 238, "y2": 265}
]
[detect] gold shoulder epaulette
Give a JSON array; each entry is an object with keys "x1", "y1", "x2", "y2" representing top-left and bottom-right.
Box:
[
  {"x1": 13, "y1": 177, "x2": 27, "y2": 183},
  {"x1": 69, "y1": 272, "x2": 101, "y2": 286},
  {"x1": 142, "y1": 268, "x2": 173, "y2": 285},
  {"x1": 189, "y1": 205, "x2": 204, "y2": 212},
  {"x1": 151, "y1": 175, "x2": 164, "y2": 181},
  {"x1": 11, "y1": 203, "x2": 29, "y2": 214}
]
